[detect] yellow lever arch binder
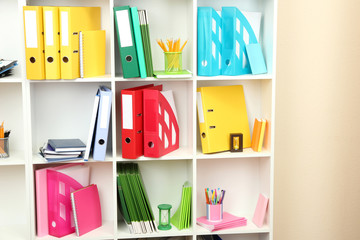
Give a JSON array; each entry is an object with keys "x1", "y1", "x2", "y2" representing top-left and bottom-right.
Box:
[
  {"x1": 197, "y1": 85, "x2": 251, "y2": 153},
  {"x1": 43, "y1": 6, "x2": 61, "y2": 79},
  {"x1": 59, "y1": 7, "x2": 101, "y2": 79},
  {"x1": 23, "y1": 6, "x2": 45, "y2": 80}
]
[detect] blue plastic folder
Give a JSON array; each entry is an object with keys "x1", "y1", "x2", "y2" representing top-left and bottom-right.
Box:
[
  {"x1": 221, "y1": 7, "x2": 259, "y2": 75},
  {"x1": 197, "y1": 7, "x2": 222, "y2": 76}
]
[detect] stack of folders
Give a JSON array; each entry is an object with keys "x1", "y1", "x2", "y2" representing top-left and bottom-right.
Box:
[
  {"x1": 121, "y1": 84, "x2": 179, "y2": 159},
  {"x1": 22, "y1": 6, "x2": 105, "y2": 80},
  {"x1": 117, "y1": 162, "x2": 157, "y2": 234},
  {"x1": 196, "y1": 212, "x2": 247, "y2": 232},
  {"x1": 35, "y1": 163, "x2": 91, "y2": 237},
  {"x1": 40, "y1": 138, "x2": 86, "y2": 162},
  {"x1": 114, "y1": 6, "x2": 154, "y2": 78},
  {"x1": 171, "y1": 181, "x2": 192, "y2": 230},
  {"x1": 197, "y1": 7, "x2": 267, "y2": 76},
  {"x1": 84, "y1": 86, "x2": 112, "y2": 161},
  {"x1": 251, "y1": 118, "x2": 267, "y2": 152},
  {"x1": 0, "y1": 59, "x2": 18, "y2": 78}
]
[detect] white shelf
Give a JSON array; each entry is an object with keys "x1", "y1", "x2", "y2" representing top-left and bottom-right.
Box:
[
  {"x1": 0, "y1": 150, "x2": 26, "y2": 165},
  {"x1": 0, "y1": 0, "x2": 277, "y2": 239},
  {"x1": 117, "y1": 222, "x2": 193, "y2": 239},
  {"x1": 36, "y1": 221, "x2": 114, "y2": 240}
]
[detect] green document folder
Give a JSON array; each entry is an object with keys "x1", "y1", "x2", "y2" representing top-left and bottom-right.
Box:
[
  {"x1": 139, "y1": 10, "x2": 154, "y2": 77},
  {"x1": 113, "y1": 6, "x2": 140, "y2": 78},
  {"x1": 130, "y1": 7, "x2": 147, "y2": 78},
  {"x1": 171, "y1": 181, "x2": 192, "y2": 230}
]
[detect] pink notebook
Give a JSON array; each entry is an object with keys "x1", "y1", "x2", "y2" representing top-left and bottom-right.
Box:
[
  {"x1": 71, "y1": 184, "x2": 102, "y2": 236},
  {"x1": 252, "y1": 193, "x2": 269, "y2": 227},
  {"x1": 197, "y1": 212, "x2": 247, "y2": 231}
]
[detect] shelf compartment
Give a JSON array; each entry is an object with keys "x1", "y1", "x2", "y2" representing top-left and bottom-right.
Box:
[
  {"x1": 26, "y1": 0, "x2": 113, "y2": 78},
  {"x1": 0, "y1": 165, "x2": 28, "y2": 239},
  {"x1": 196, "y1": 79, "x2": 273, "y2": 155},
  {"x1": 0, "y1": 83, "x2": 26, "y2": 163},
  {"x1": 115, "y1": 81, "x2": 193, "y2": 160},
  {"x1": 32, "y1": 161, "x2": 114, "y2": 239},
  {"x1": 114, "y1": 0, "x2": 194, "y2": 78},
  {"x1": 117, "y1": 160, "x2": 193, "y2": 237},
  {"x1": 197, "y1": 0, "x2": 276, "y2": 75},
  {"x1": 196, "y1": 157, "x2": 270, "y2": 234},
  {"x1": 29, "y1": 82, "x2": 113, "y2": 162}
]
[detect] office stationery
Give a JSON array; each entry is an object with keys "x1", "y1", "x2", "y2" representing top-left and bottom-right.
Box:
[
  {"x1": 0, "y1": 60, "x2": 18, "y2": 77},
  {"x1": 117, "y1": 172, "x2": 133, "y2": 233},
  {"x1": 197, "y1": 85, "x2": 251, "y2": 153},
  {"x1": 84, "y1": 92, "x2": 100, "y2": 161},
  {"x1": 121, "y1": 84, "x2": 163, "y2": 159},
  {"x1": 221, "y1": 7, "x2": 261, "y2": 75},
  {"x1": 199, "y1": 235, "x2": 223, "y2": 240},
  {"x1": 79, "y1": 30, "x2": 106, "y2": 78},
  {"x1": 130, "y1": 7, "x2": 146, "y2": 78},
  {"x1": 207, "y1": 204, "x2": 223, "y2": 222},
  {"x1": 197, "y1": 212, "x2": 247, "y2": 232},
  {"x1": 158, "y1": 204, "x2": 172, "y2": 230},
  {"x1": 43, "y1": 6, "x2": 61, "y2": 79},
  {"x1": 48, "y1": 138, "x2": 86, "y2": 152},
  {"x1": 71, "y1": 184, "x2": 102, "y2": 236},
  {"x1": 257, "y1": 119, "x2": 267, "y2": 152},
  {"x1": 197, "y1": 7, "x2": 222, "y2": 76},
  {"x1": 143, "y1": 89, "x2": 179, "y2": 158},
  {"x1": 138, "y1": 10, "x2": 154, "y2": 77},
  {"x1": 35, "y1": 163, "x2": 83, "y2": 236},
  {"x1": 153, "y1": 69, "x2": 192, "y2": 79},
  {"x1": 171, "y1": 181, "x2": 192, "y2": 230},
  {"x1": 252, "y1": 193, "x2": 269, "y2": 227},
  {"x1": 59, "y1": 7, "x2": 101, "y2": 79},
  {"x1": 23, "y1": 6, "x2": 45, "y2": 80},
  {"x1": 114, "y1": 6, "x2": 140, "y2": 78},
  {"x1": 93, "y1": 86, "x2": 112, "y2": 161},
  {"x1": 251, "y1": 118, "x2": 262, "y2": 152},
  {"x1": 117, "y1": 163, "x2": 157, "y2": 234},
  {"x1": 230, "y1": 133, "x2": 243, "y2": 152},
  {"x1": 35, "y1": 163, "x2": 89, "y2": 237},
  {"x1": 246, "y1": 43, "x2": 267, "y2": 74},
  {"x1": 156, "y1": 38, "x2": 189, "y2": 74}
]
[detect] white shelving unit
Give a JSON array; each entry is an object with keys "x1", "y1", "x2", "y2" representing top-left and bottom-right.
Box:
[{"x1": 0, "y1": 0, "x2": 277, "y2": 240}]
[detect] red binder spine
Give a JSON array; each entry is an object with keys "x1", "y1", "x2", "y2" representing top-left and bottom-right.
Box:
[
  {"x1": 121, "y1": 90, "x2": 144, "y2": 159},
  {"x1": 143, "y1": 89, "x2": 179, "y2": 158}
]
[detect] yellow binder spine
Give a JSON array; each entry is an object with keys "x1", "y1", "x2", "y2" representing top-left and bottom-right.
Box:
[
  {"x1": 197, "y1": 88, "x2": 212, "y2": 154},
  {"x1": 23, "y1": 6, "x2": 45, "y2": 80},
  {"x1": 43, "y1": 6, "x2": 60, "y2": 79}
]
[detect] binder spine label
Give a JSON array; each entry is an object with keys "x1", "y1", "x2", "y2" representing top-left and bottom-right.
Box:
[
  {"x1": 116, "y1": 10, "x2": 133, "y2": 47},
  {"x1": 24, "y1": 10, "x2": 38, "y2": 48},
  {"x1": 100, "y1": 96, "x2": 110, "y2": 128},
  {"x1": 122, "y1": 94, "x2": 133, "y2": 129},
  {"x1": 44, "y1": 11, "x2": 54, "y2": 45},
  {"x1": 61, "y1": 11, "x2": 69, "y2": 46}
]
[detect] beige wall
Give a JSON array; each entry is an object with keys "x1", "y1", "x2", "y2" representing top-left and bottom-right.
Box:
[{"x1": 275, "y1": 0, "x2": 360, "y2": 239}]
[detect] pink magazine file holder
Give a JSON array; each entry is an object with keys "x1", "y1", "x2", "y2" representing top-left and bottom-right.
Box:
[{"x1": 47, "y1": 169, "x2": 84, "y2": 238}]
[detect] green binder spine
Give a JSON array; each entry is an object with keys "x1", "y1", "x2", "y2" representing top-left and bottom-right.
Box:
[{"x1": 113, "y1": 6, "x2": 140, "y2": 78}]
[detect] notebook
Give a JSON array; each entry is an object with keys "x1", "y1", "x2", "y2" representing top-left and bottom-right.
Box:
[
  {"x1": 196, "y1": 212, "x2": 247, "y2": 231},
  {"x1": 71, "y1": 184, "x2": 102, "y2": 236},
  {"x1": 48, "y1": 138, "x2": 86, "y2": 152},
  {"x1": 79, "y1": 30, "x2": 106, "y2": 78},
  {"x1": 252, "y1": 193, "x2": 269, "y2": 227}
]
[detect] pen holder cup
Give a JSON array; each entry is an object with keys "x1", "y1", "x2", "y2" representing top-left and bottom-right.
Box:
[
  {"x1": 0, "y1": 137, "x2": 9, "y2": 158},
  {"x1": 164, "y1": 52, "x2": 182, "y2": 73},
  {"x1": 206, "y1": 203, "x2": 223, "y2": 222}
]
